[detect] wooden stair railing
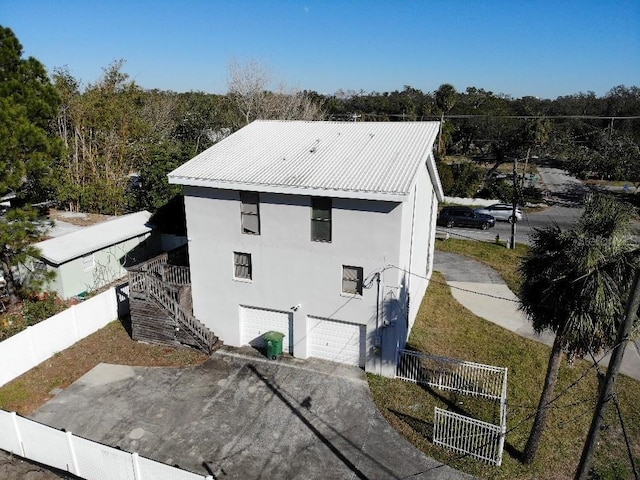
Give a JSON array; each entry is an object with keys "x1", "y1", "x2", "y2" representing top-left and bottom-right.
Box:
[{"x1": 129, "y1": 259, "x2": 218, "y2": 354}]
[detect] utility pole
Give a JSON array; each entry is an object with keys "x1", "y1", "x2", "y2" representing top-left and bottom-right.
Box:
[
  {"x1": 575, "y1": 267, "x2": 640, "y2": 480},
  {"x1": 509, "y1": 158, "x2": 518, "y2": 249}
]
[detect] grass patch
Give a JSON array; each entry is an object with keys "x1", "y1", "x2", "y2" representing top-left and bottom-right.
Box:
[
  {"x1": 367, "y1": 274, "x2": 640, "y2": 479},
  {"x1": 435, "y1": 238, "x2": 527, "y2": 293},
  {"x1": 0, "y1": 320, "x2": 208, "y2": 415}
]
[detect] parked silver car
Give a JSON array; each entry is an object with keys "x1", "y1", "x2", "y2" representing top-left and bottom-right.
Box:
[{"x1": 475, "y1": 203, "x2": 522, "y2": 223}]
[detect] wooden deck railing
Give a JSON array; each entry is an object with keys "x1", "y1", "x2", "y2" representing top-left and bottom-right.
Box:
[{"x1": 161, "y1": 265, "x2": 190, "y2": 285}]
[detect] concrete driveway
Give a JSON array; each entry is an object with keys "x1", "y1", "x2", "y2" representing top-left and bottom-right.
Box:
[{"x1": 31, "y1": 349, "x2": 471, "y2": 480}]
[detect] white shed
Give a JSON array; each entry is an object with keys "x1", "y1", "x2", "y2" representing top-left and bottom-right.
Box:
[{"x1": 34, "y1": 211, "x2": 154, "y2": 299}]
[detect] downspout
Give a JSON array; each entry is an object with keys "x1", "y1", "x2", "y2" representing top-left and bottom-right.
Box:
[
  {"x1": 375, "y1": 272, "x2": 381, "y2": 334},
  {"x1": 375, "y1": 271, "x2": 382, "y2": 376},
  {"x1": 406, "y1": 183, "x2": 418, "y2": 327}
]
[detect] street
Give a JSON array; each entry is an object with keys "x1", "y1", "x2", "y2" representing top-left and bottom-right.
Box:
[{"x1": 442, "y1": 166, "x2": 588, "y2": 244}]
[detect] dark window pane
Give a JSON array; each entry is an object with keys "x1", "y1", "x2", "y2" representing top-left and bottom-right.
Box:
[
  {"x1": 242, "y1": 214, "x2": 260, "y2": 234},
  {"x1": 241, "y1": 191, "x2": 260, "y2": 235},
  {"x1": 311, "y1": 198, "x2": 331, "y2": 242},
  {"x1": 312, "y1": 220, "x2": 331, "y2": 242}
]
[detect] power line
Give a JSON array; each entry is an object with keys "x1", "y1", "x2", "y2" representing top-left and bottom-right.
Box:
[{"x1": 329, "y1": 112, "x2": 640, "y2": 121}]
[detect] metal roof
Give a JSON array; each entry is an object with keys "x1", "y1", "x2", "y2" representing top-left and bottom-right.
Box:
[
  {"x1": 35, "y1": 211, "x2": 153, "y2": 265},
  {"x1": 169, "y1": 120, "x2": 441, "y2": 201}
]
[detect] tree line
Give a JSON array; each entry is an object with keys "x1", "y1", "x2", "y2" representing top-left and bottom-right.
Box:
[
  {"x1": 3, "y1": 27, "x2": 639, "y2": 217},
  {"x1": 47, "y1": 77, "x2": 640, "y2": 214}
]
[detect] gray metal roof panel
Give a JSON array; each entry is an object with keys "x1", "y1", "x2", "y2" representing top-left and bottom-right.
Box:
[
  {"x1": 169, "y1": 120, "x2": 440, "y2": 198},
  {"x1": 35, "y1": 211, "x2": 153, "y2": 265}
]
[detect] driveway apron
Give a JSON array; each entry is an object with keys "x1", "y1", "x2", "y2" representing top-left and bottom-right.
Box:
[{"x1": 31, "y1": 352, "x2": 472, "y2": 480}]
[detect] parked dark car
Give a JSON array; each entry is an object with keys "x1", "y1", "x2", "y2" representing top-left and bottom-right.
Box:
[{"x1": 437, "y1": 207, "x2": 496, "y2": 230}]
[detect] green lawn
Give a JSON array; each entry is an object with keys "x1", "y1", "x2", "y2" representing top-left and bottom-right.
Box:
[{"x1": 367, "y1": 242, "x2": 640, "y2": 480}]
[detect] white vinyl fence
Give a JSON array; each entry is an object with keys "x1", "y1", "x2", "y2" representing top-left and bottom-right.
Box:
[
  {"x1": 396, "y1": 349, "x2": 508, "y2": 466},
  {"x1": 0, "y1": 410, "x2": 211, "y2": 480},
  {"x1": 443, "y1": 197, "x2": 500, "y2": 207},
  {"x1": 0, "y1": 284, "x2": 128, "y2": 387}
]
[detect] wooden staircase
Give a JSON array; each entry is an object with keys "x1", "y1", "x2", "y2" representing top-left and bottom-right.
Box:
[{"x1": 128, "y1": 252, "x2": 220, "y2": 354}]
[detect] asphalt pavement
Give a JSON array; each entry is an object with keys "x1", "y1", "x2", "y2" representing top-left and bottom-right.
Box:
[
  {"x1": 31, "y1": 350, "x2": 472, "y2": 480},
  {"x1": 442, "y1": 166, "x2": 587, "y2": 244}
]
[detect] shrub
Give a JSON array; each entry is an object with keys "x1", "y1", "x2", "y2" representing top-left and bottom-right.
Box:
[
  {"x1": 477, "y1": 179, "x2": 514, "y2": 202},
  {"x1": 22, "y1": 295, "x2": 64, "y2": 326}
]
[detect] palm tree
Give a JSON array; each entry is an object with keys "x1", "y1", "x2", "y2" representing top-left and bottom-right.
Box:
[
  {"x1": 434, "y1": 84, "x2": 457, "y2": 156},
  {"x1": 519, "y1": 194, "x2": 638, "y2": 464}
]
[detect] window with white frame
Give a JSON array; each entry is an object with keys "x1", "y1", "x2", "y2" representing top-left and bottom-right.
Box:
[
  {"x1": 311, "y1": 197, "x2": 331, "y2": 242},
  {"x1": 240, "y1": 191, "x2": 260, "y2": 235},
  {"x1": 342, "y1": 265, "x2": 363, "y2": 295},
  {"x1": 82, "y1": 253, "x2": 95, "y2": 271},
  {"x1": 234, "y1": 252, "x2": 252, "y2": 280}
]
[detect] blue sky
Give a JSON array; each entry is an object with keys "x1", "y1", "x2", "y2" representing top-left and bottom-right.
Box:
[{"x1": 2, "y1": 0, "x2": 639, "y2": 99}]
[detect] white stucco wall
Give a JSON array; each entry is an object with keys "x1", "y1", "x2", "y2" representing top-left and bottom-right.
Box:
[
  {"x1": 377, "y1": 157, "x2": 438, "y2": 371},
  {"x1": 184, "y1": 187, "x2": 410, "y2": 373},
  {"x1": 184, "y1": 163, "x2": 438, "y2": 377}
]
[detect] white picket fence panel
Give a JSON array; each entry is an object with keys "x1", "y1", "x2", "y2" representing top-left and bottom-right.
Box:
[
  {"x1": 396, "y1": 349, "x2": 507, "y2": 466},
  {"x1": 0, "y1": 410, "x2": 211, "y2": 480}
]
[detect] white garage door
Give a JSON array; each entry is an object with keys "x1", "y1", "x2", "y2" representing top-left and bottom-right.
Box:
[
  {"x1": 307, "y1": 316, "x2": 366, "y2": 367},
  {"x1": 241, "y1": 306, "x2": 293, "y2": 354}
]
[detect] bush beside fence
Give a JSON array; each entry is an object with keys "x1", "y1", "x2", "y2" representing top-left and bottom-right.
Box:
[{"x1": 0, "y1": 286, "x2": 126, "y2": 387}]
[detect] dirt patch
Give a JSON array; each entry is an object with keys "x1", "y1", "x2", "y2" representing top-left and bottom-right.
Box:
[
  {"x1": 48, "y1": 209, "x2": 113, "y2": 227},
  {"x1": 0, "y1": 319, "x2": 208, "y2": 416},
  {"x1": 0, "y1": 451, "x2": 74, "y2": 479}
]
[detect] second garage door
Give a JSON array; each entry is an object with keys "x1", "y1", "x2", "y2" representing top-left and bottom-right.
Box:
[
  {"x1": 307, "y1": 316, "x2": 366, "y2": 367},
  {"x1": 241, "y1": 306, "x2": 293, "y2": 354}
]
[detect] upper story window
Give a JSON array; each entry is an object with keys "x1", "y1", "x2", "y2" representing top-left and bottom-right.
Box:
[
  {"x1": 342, "y1": 265, "x2": 363, "y2": 295},
  {"x1": 311, "y1": 197, "x2": 331, "y2": 242},
  {"x1": 234, "y1": 252, "x2": 252, "y2": 280},
  {"x1": 241, "y1": 191, "x2": 260, "y2": 235}
]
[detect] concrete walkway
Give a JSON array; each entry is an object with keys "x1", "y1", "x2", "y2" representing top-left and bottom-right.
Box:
[
  {"x1": 32, "y1": 351, "x2": 472, "y2": 480},
  {"x1": 434, "y1": 251, "x2": 640, "y2": 382}
]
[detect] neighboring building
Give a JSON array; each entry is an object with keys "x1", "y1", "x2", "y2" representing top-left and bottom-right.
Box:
[
  {"x1": 34, "y1": 211, "x2": 155, "y2": 299},
  {"x1": 169, "y1": 120, "x2": 443, "y2": 376}
]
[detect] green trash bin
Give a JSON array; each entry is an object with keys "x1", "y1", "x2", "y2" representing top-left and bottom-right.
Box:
[{"x1": 264, "y1": 331, "x2": 285, "y2": 360}]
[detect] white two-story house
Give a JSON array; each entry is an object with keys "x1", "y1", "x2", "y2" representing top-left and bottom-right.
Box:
[{"x1": 168, "y1": 120, "x2": 442, "y2": 377}]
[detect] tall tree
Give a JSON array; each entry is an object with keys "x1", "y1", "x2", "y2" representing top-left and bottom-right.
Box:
[
  {"x1": 0, "y1": 26, "x2": 61, "y2": 200},
  {"x1": 434, "y1": 83, "x2": 457, "y2": 155},
  {"x1": 53, "y1": 61, "x2": 150, "y2": 214},
  {"x1": 227, "y1": 59, "x2": 324, "y2": 125},
  {"x1": 0, "y1": 26, "x2": 59, "y2": 301},
  {"x1": 518, "y1": 194, "x2": 638, "y2": 464}
]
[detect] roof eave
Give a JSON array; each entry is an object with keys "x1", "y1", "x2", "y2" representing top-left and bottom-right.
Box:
[{"x1": 169, "y1": 176, "x2": 409, "y2": 202}]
